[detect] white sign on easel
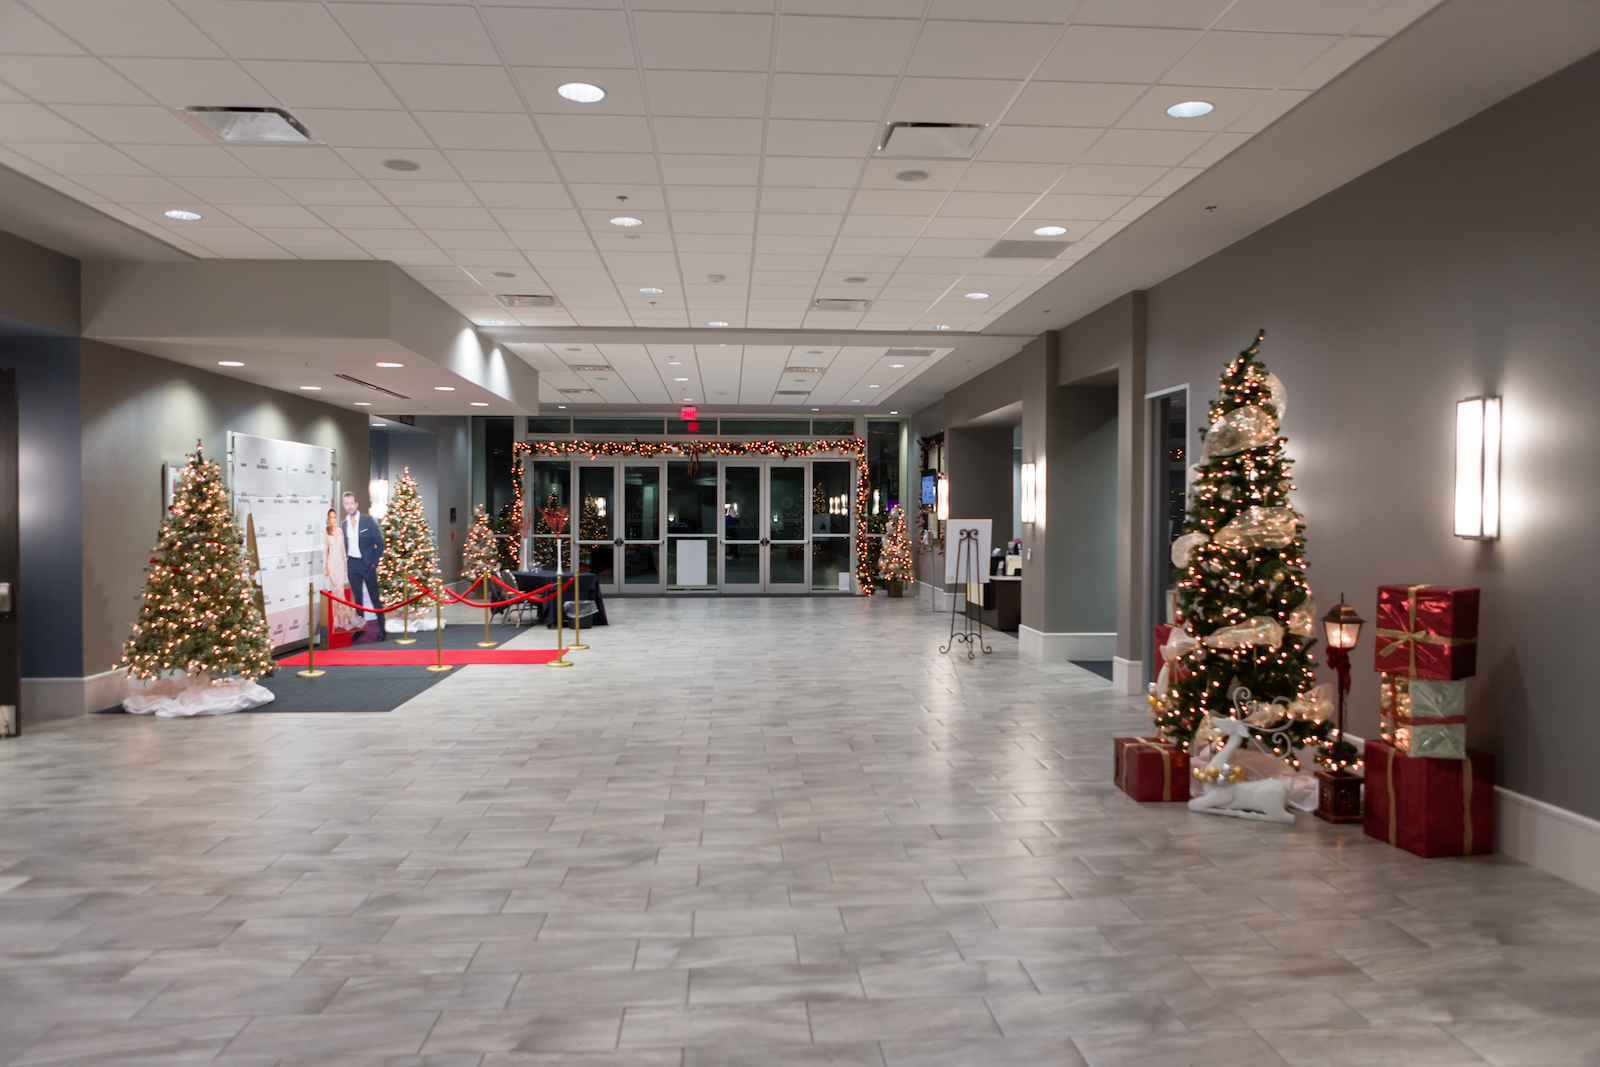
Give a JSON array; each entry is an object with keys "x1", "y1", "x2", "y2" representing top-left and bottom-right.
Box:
[{"x1": 943, "y1": 518, "x2": 993, "y2": 585}]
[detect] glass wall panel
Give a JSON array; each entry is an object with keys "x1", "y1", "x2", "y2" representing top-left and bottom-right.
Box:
[
  {"x1": 526, "y1": 417, "x2": 571, "y2": 434},
  {"x1": 724, "y1": 466, "x2": 760, "y2": 540},
  {"x1": 718, "y1": 418, "x2": 811, "y2": 436},
  {"x1": 812, "y1": 419, "x2": 855, "y2": 436},
  {"x1": 576, "y1": 466, "x2": 615, "y2": 584},
  {"x1": 530, "y1": 460, "x2": 569, "y2": 570},
  {"x1": 625, "y1": 466, "x2": 659, "y2": 541},
  {"x1": 573, "y1": 417, "x2": 666, "y2": 435},
  {"x1": 770, "y1": 543, "x2": 805, "y2": 584},
  {"x1": 625, "y1": 544, "x2": 660, "y2": 585},
  {"x1": 768, "y1": 466, "x2": 805, "y2": 540},
  {"x1": 812, "y1": 537, "x2": 849, "y2": 591},
  {"x1": 867, "y1": 421, "x2": 901, "y2": 519},
  {"x1": 811, "y1": 461, "x2": 852, "y2": 536},
  {"x1": 667, "y1": 460, "x2": 717, "y2": 590},
  {"x1": 667, "y1": 419, "x2": 718, "y2": 435},
  {"x1": 724, "y1": 544, "x2": 760, "y2": 584}
]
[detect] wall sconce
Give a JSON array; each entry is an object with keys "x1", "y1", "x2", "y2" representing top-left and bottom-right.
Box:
[
  {"x1": 1020, "y1": 462, "x2": 1037, "y2": 524},
  {"x1": 1454, "y1": 396, "x2": 1501, "y2": 539},
  {"x1": 368, "y1": 478, "x2": 389, "y2": 520},
  {"x1": 935, "y1": 475, "x2": 949, "y2": 521}
]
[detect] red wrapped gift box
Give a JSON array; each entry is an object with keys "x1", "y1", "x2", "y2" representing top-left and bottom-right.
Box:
[
  {"x1": 1373, "y1": 584, "x2": 1479, "y2": 680},
  {"x1": 1114, "y1": 736, "x2": 1189, "y2": 802},
  {"x1": 1363, "y1": 739, "x2": 1493, "y2": 857}
]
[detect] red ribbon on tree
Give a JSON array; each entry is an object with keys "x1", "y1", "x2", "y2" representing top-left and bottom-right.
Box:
[{"x1": 1327, "y1": 646, "x2": 1352, "y2": 695}]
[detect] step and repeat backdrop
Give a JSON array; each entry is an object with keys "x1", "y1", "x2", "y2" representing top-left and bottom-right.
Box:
[{"x1": 228, "y1": 433, "x2": 337, "y2": 649}]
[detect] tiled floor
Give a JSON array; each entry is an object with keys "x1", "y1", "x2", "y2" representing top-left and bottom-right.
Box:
[{"x1": 1, "y1": 596, "x2": 1598, "y2": 1066}]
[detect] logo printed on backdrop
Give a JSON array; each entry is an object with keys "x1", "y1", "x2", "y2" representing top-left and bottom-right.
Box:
[{"x1": 230, "y1": 433, "x2": 338, "y2": 651}]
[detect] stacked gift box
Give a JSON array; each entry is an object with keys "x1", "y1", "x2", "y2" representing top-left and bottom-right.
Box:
[
  {"x1": 1113, "y1": 735, "x2": 1189, "y2": 803},
  {"x1": 1364, "y1": 583, "x2": 1491, "y2": 856}
]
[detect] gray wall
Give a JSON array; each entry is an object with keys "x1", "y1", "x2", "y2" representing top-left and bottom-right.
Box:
[
  {"x1": 1140, "y1": 47, "x2": 1600, "y2": 818},
  {"x1": 81, "y1": 341, "x2": 369, "y2": 679},
  {"x1": 0, "y1": 230, "x2": 77, "y2": 337}
]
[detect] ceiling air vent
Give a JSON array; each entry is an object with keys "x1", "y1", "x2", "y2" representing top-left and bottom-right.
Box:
[
  {"x1": 984, "y1": 240, "x2": 1071, "y2": 260},
  {"x1": 877, "y1": 122, "x2": 987, "y2": 159},
  {"x1": 559, "y1": 387, "x2": 595, "y2": 395},
  {"x1": 176, "y1": 106, "x2": 317, "y2": 144},
  {"x1": 776, "y1": 390, "x2": 810, "y2": 396},
  {"x1": 336, "y1": 374, "x2": 409, "y2": 400},
  {"x1": 569, "y1": 365, "x2": 611, "y2": 372},
  {"x1": 784, "y1": 366, "x2": 826, "y2": 374},
  {"x1": 496, "y1": 294, "x2": 558, "y2": 307},
  {"x1": 813, "y1": 298, "x2": 870, "y2": 312},
  {"x1": 884, "y1": 348, "x2": 934, "y2": 359}
]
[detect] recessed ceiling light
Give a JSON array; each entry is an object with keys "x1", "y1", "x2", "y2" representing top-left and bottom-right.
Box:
[
  {"x1": 1034, "y1": 225, "x2": 1067, "y2": 236},
  {"x1": 375, "y1": 361, "x2": 403, "y2": 368},
  {"x1": 931, "y1": 325, "x2": 951, "y2": 330},
  {"x1": 179, "y1": 106, "x2": 314, "y2": 144},
  {"x1": 888, "y1": 363, "x2": 905, "y2": 368},
  {"x1": 708, "y1": 321, "x2": 729, "y2": 327},
  {"x1": 165, "y1": 209, "x2": 202, "y2": 221},
  {"x1": 355, "y1": 402, "x2": 372, "y2": 406},
  {"x1": 850, "y1": 399, "x2": 861, "y2": 403},
  {"x1": 639, "y1": 287, "x2": 664, "y2": 294},
  {"x1": 895, "y1": 170, "x2": 929, "y2": 182},
  {"x1": 435, "y1": 386, "x2": 456, "y2": 391},
  {"x1": 683, "y1": 398, "x2": 694, "y2": 402},
  {"x1": 1167, "y1": 100, "x2": 1214, "y2": 119},
  {"x1": 844, "y1": 276, "x2": 867, "y2": 284},
  {"x1": 558, "y1": 82, "x2": 606, "y2": 104},
  {"x1": 965, "y1": 292, "x2": 989, "y2": 299},
  {"x1": 610, "y1": 216, "x2": 643, "y2": 227},
  {"x1": 470, "y1": 401, "x2": 489, "y2": 406},
  {"x1": 217, "y1": 360, "x2": 243, "y2": 367},
  {"x1": 492, "y1": 271, "x2": 515, "y2": 278},
  {"x1": 868, "y1": 384, "x2": 880, "y2": 388},
  {"x1": 812, "y1": 407, "x2": 820, "y2": 411},
  {"x1": 667, "y1": 360, "x2": 683, "y2": 365},
  {"x1": 479, "y1": 319, "x2": 506, "y2": 325},
  {"x1": 382, "y1": 158, "x2": 420, "y2": 171},
  {"x1": 673, "y1": 377, "x2": 689, "y2": 382},
  {"x1": 299, "y1": 385, "x2": 321, "y2": 390},
  {"x1": 890, "y1": 410, "x2": 898, "y2": 414}
]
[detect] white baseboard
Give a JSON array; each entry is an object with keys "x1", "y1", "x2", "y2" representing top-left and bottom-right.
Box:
[
  {"x1": 1111, "y1": 656, "x2": 1144, "y2": 695},
  {"x1": 915, "y1": 581, "x2": 954, "y2": 612},
  {"x1": 1017, "y1": 626, "x2": 1115, "y2": 662},
  {"x1": 1495, "y1": 786, "x2": 1600, "y2": 896},
  {"x1": 22, "y1": 667, "x2": 128, "y2": 724}
]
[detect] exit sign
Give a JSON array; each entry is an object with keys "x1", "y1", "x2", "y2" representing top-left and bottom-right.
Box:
[{"x1": 680, "y1": 406, "x2": 697, "y2": 420}]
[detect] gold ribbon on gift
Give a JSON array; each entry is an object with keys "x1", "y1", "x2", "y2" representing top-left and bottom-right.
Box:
[
  {"x1": 1382, "y1": 741, "x2": 1477, "y2": 853},
  {"x1": 1376, "y1": 583, "x2": 1472, "y2": 675},
  {"x1": 1386, "y1": 745, "x2": 1398, "y2": 846},
  {"x1": 1122, "y1": 740, "x2": 1174, "y2": 802}
]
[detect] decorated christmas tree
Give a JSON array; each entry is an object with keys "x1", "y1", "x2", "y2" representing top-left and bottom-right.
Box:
[
  {"x1": 1153, "y1": 332, "x2": 1330, "y2": 769},
  {"x1": 377, "y1": 467, "x2": 441, "y2": 606},
  {"x1": 461, "y1": 504, "x2": 499, "y2": 588},
  {"x1": 880, "y1": 505, "x2": 913, "y2": 586},
  {"x1": 122, "y1": 447, "x2": 275, "y2": 680},
  {"x1": 579, "y1": 494, "x2": 607, "y2": 541}
]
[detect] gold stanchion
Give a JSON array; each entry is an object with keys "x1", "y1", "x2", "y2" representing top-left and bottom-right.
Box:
[
  {"x1": 476, "y1": 574, "x2": 498, "y2": 648},
  {"x1": 567, "y1": 572, "x2": 588, "y2": 651},
  {"x1": 426, "y1": 584, "x2": 452, "y2": 672},
  {"x1": 547, "y1": 576, "x2": 572, "y2": 668},
  {"x1": 296, "y1": 582, "x2": 325, "y2": 678},
  {"x1": 395, "y1": 597, "x2": 417, "y2": 644}
]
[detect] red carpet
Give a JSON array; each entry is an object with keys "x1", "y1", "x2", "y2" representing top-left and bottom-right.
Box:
[{"x1": 278, "y1": 647, "x2": 566, "y2": 666}]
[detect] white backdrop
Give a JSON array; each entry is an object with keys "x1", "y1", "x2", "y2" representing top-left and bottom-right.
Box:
[{"x1": 229, "y1": 432, "x2": 337, "y2": 648}]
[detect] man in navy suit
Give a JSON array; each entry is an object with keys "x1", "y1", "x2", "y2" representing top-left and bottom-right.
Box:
[{"x1": 340, "y1": 491, "x2": 386, "y2": 641}]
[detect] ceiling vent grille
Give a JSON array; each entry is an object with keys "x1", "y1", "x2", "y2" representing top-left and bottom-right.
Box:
[
  {"x1": 784, "y1": 366, "x2": 826, "y2": 374},
  {"x1": 876, "y1": 121, "x2": 987, "y2": 159},
  {"x1": 177, "y1": 106, "x2": 317, "y2": 144},
  {"x1": 569, "y1": 364, "x2": 611, "y2": 372},
  {"x1": 496, "y1": 293, "x2": 558, "y2": 307},
  {"x1": 335, "y1": 373, "x2": 410, "y2": 400},
  {"x1": 776, "y1": 390, "x2": 810, "y2": 396},
  {"x1": 813, "y1": 298, "x2": 870, "y2": 312},
  {"x1": 984, "y1": 240, "x2": 1071, "y2": 259},
  {"x1": 559, "y1": 387, "x2": 595, "y2": 394},
  {"x1": 884, "y1": 348, "x2": 934, "y2": 359}
]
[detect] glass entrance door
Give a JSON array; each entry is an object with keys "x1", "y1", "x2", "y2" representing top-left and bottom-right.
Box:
[
  {"x1": 722, "y1": 464, "x2": 761, "y2": 591},
  {"x1": 766, "y1": 464, "x2": 808, "y2": 592},
  {"x1": 575, "y1": 465, "x2": 616, "y2": 593},
  {"x1": 622, "y1": 464, "x2": 663, "y2": 592},
  {"x1": 667, "y1": 460, "x2": 717, "y2": 591},
  {"x1": 719, "y1": 463, "x2": 808, "y2": 592}
]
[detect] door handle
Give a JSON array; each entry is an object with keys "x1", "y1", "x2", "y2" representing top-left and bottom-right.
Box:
[
  {"x1": 760, "y1": 538, "x2": 769, "y2": 545},
  {"x1": 613, "y1": 539, "x2": 623, "y2": 546}
]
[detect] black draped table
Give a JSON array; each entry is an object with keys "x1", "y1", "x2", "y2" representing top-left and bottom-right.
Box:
[{"x1": 509, "y1": 570, "x2": 609, "y2": 628}]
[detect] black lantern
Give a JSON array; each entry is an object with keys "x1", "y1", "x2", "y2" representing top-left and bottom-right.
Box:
[
  {"x1": 1321, "y1": 597, "x2": 1365, "y2": 653},
  {"x1": 1315, "y1": 594, "x2": 1366, "y2": 824}
]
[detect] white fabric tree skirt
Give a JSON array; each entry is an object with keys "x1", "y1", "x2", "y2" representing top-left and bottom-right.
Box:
[
  {"x1": 385, "y1": 616, "x2": 446, "y2": 633},
  {"x1": 123, "y1": 676, "x2": 275, "y2": 718}
]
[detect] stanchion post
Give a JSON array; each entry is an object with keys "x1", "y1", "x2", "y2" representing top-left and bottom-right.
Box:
[
  {"x1": 396, "y1": 597, "x2": 417, "y2": 644},
  {"x1": 568, "y1": 572, "x2": 588, "y2": 651},
  {"x1": 426, "y1": 583, "x2": 452, "y2": 672},
  {"x1": 548, "y1": 575, "x2": 573, "y2": 668},
  {"x1": 297, "y1": 581, "x2": 325, "y2": 678},
  {"x1": 477, "y1": 574, "x2": 498, "y2": 648}
]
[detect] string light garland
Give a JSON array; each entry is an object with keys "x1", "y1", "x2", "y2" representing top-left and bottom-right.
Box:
[
  {"x1": 378, "y1": 468, "x2": 443, "y2": 615},
  {"x1": 122, "y1": 445, "x2": 275, "y2": 681},
  {"x1": 879, "y1": 505, "x2": 914, "y2": 584},
  {"x1": 461, "y1": 504, "x2": 499, "y2": 584}
]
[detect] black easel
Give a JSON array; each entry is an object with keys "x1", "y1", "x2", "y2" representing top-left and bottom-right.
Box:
[{"x1": 940, "y1": 527, "x2": 991, "y2": 659}]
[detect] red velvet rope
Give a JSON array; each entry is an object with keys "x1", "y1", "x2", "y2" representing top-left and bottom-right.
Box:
[
  {"x1": 319, "y1": 586, "x2": 433, "y2": 613},
  {"x1": 410, "y1": 574, "x2": 569, "y2": 608}
]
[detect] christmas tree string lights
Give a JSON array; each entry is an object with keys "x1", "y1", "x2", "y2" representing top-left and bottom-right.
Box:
[
  {"x1": 461, "y1": 504, "x2": 499, "y2": 584},
  {"x1": 122, "y1": 445, "x2": 275, "y2": 681},
  {"x1": 377, "y1": 468, "x2": 442, "y2": 635},
  {"x1": 880, "y1": 505, "x2": 914, "y2": 587}
]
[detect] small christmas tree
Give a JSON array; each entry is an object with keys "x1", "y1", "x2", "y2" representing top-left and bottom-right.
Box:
[
  {"x1": 1153, "y1": 332, "x2": 1330, "y2": 768},
  {"x1": 377, "y1": 467, "x2": 441, "y2": 606},
  {"x1": 122, "y1": 446, "x2": 275, "y2": 680},
  {"x1": 461, "y1": 504, "x2": 499, "y2": 589},
  {"x1": 880, "y1": 505, "x2": 914, "y2": 586},
  {"x1": 579, "y1": 494, "x2": 607, "y2": 541}
]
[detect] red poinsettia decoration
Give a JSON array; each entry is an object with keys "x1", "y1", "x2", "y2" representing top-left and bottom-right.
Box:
[{"x1": 539, "y1": 504, "x2": 569, "y2": 536}]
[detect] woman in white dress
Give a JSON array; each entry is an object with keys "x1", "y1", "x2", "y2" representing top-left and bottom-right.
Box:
[{"x1": 323, "y1": 508, "x2": 364, "y2": 633}]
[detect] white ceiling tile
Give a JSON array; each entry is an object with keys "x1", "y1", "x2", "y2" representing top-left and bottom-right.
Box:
[
  {"x1": 0, "y1": 106, "x2": 89, "y2": 145},
  {"x1": 1286, "y1": 35, "x2": 1384, "y2": 91},
  {"x1": 1111, "y1": 195, "x2": 1161, "y2": 221},
  {"x1": 1004, "y1": 81, "x2": 1143, "y2": 127},
  {"x1": 1219, "y1": 0, "x2": 1388, "y2": 35},
  {"x1": 1072, "y1": 0, "x2": 1232, "y2": 29},
  {"x1": 172, "y1": 175, "x2": 293, "y2": 203},
  {"x1": 939, "y1": 190, "x2": 1040, "y2": 216},
  {"x1": 634, "y1": 12, "x2": 773, "y2": 72},
  {"x1": 758, "y1": 213, "x2": 839, "y2": 236},
  {"x1": 490, "y1": 207, "x2": 585, "y2": 230},
  {"x1": 839, "y1": 215, "x2": 923, "y2": 237},
  {"x1": 1228, "y1": 89, "x2": 1311, "y2": 134},
  {"x1": 775, "y1": 16, "x2": 917, "y2": 75},
  {"x1": 186, "y1": 227, "x2": 280, "y2": 247},
  {"x1": 177, "y1": 1, "x2": 364, "y2": 60},
  {"x1": 230, "y1": 146, "x2": 359, "y2": 179},
  {"x1": 1181, "y1": 130, "x2": 1246, "y2": 168},
  {"x1": 105, "y1": 58, "x2": 272, "y2": 107},
  {"x1": 386, "y1": 249, "x2": 455, "y2": 266},
  {"x1": 329, "y1": 147, "x2": 450, "y2": 180},
  {"x1": 44, "y1": 105, "x2": 205, "y2": 146},
  {"x1": 37, "y1": 0, "x2": 225, "y2": 58},
  {"x1": 920, "y1": 216, "x2": 1011, "y2": 238},
  {"x1": 217, "y1": 203, "x2": 325, "y2": 227},
  {"x1": 67, "y1": 174, "x2": 192, "y2": 200},
  {"x1": 766, "y1": 119, "x2": 876, "y2": 158},
  {"x1": 644, "y1": 71, "x2": 768, "y2": 118},
  {"x1": 675, "y1": 211, "x2": 756, "y2": 234},
  {"x1": 1037, "y1": 26, "x2": 1201, "y2": 82},
  {"x1": 0, "y1": 1, "x2": 86, "y2": 54},
  {"x1": 505, "y1": 230, "x2": 594, "y2": 251},
  {"x1": 1049, "y1": 164, "x2": 1165, "y2": 194},
  {"x1": 931, "y1": 0, "x2": 1075, "y2": 19},
  {"x1": 653, "y1": 116, "x2": 763, "y2": 155},
  {"x1": 569, "y1": 184, "x2": 664, "y2": 209},
  {"x1": 239, "y1": 62, "x2": 401, "y2": 111},
  {"x1": 859, "y1": 158, "x2": 968, "y2": 189},
  {"x1": 760, "y1": 157, "x2": 861, "y2": 188},
  {"x1": 759, "y1": 186, "x2": 852, "y2": 213},
  {"x1": 12, "y1": 141, "x2": 148, "y2": 175},
  {"x1": 850, "y1": 188, "x2": 946, "y2": 215},
  {"x1": 0, "y1": 56, "x2": 149, "y2": 105},
  {"x1": 669, "y1": 185, "x2": 759, "y2": 211},
  {"x1": 1078, "y1": 128, "x2": 1211, "y2": 166},
  {"x1": 658, "y1": 153, "x2": 757, "y2": 185},
  {"x1": 770, "y1": 73, "x2": 895, "y2": 121},
  {"x1": 907, "y1": 20, "x2": 1058, "y2": 80},
  {"x1": 373, "y1": 179, "x2": 477, "y2": 206},
  {"x1": 1116, "y1": 84, "x2": 1270, "y2": 130},
  {"x1": 1031, "y1": 192, "x2": 1129, "y2": 219},
  {"x1": 514, "y1": 67, "x2": 644, "y2": 116},
  {"x1": 482, "y1": 7, "x2": 636, "y2": 67},
  {"x1": 958, "y1": 160, "x2": 1068, "y2": 192},
  {"x1": 555, "y1": 152, "x2": 661, "y2": 184},
  {"x1": 329, "y1": 3, "x2": 498, "y2": 64},
  {"x1": 310, "y1": 204, "x2": 413, "y2": 227},
  {"x1": 470, "y1": 182, "x2": 570, "y2": 208},
  {"x1": 449, "y1": 151, "x2": 560, "y2": 182},
  {"x1": 979, "y1": 126, "x2": 1098, "y2": 164},
  {"x1": 1354, "y1": 0, "x2": 1447, "y2": 36},
  {"x1": 271, "y1": 177, "x2": 387, "y2": 204},
  {"x1": 378, "y1": 64, "x2": 523, "y2": 112},
  {"x1": 120, "y1": 144, "x2": 256, "y2": 176},
  {"x1": 416, "y1": 112, "x2": 543, "y2": 151},
  {"x1": 296, "y1": 110, "x2": 431, "y2": 149},
  {"x1": 1141, "y1": 166, "x2": 1200, "y2": 195},
  {"x1": 1162, "y1": 31, "x2": 1337, "y2": 89},
  {"x1": 421, "y1": 216, "x2": 508, "y2": 238},
  {"x1": 889, "y1": 78, "x2": 1023, "y2": 127},
  {"x1": 831, "y1": 236, "x2": 912, "y2": 256}
]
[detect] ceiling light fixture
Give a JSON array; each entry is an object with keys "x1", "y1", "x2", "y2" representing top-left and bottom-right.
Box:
[
  {"x1": 850, "y1": 399, "x2": 861, "y2": 403},
  {"x1": 434, "y1": 386, "x2": 456, "y2": 391},
  {"x1": 299, "y1": 385, "x2": 321, "y2": 390},
  {"x1": 558, "y1": 82, "x2": 606, "y2": 104},
  {"x1": 1167, "y1": 100, "x2": 1215, "y2": 119},
  {"x1": 609, "y1": 216, "x2": 643, "y2": 227},
  {"x1": 895, "y1": 169, "x2": 930, "y2": 182},
  {"x1": 217, "y1": 360, "x2": 244, "y2": 367},
  {"x1": 890, "y1": 410, "x2": 898, "y2": 414},
  {"x1": 667, "y1": 360, "x2": 683, "y2": 365},
  {"x1": 471, "y1": 401, "x2": 489, "y2": 407},
  {"x1": 639, "y1": 287, "x2": 664, "y2": 294},
  {"x1": 965, "y1": 292, "x2": 989, "y2": 299},
  {"x1": 1034, "y1": 225, "x2": 1067, "y2": 236},
  {"x1": 479, "y1": 319, "x2": 507, "y2": 325},
  {"x1": 708, "y1": 321, "x2": 729, "y2": 327},
  {"x1": 382, "y1": 158, "x2": 420, "y2": 171},
  {"x1": 931, "y1": 325, "x2": 951, "y2": 330},
  {"x1": 375, "y1": 361, "x2": 403, "y2": 368},
  {"x1": 844, "y1": 276, "x2": 867, "y2": 284},
  {"x1": 869, "y1": 384, "x2": 880, "y2": 388},
  {"x1": 558, "y1": 405, "x2": 567, "y2": 409},
  {"x1": 673, "y1": 377, "x2": 689, "y2": 382},
  {"x1": 178, "y1": 106, "x2": 314, "y2": 144},
  {"x1": 165, "y1": 209, "x2": 203, "y2": 221},
  {"x1": 888, "y1": 363, "x2": 905, "y2": 368},
  {"x1": 354, "y1": 402, "x2": 372, "y2": 406},
  {"x1": 491, "y1": 271, "x2": 515, "y2": 278}
]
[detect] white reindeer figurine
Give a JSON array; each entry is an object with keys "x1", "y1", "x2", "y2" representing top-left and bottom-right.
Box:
[{"x1": 1187, "y1": 714, "x2": 1296, "y2": 824}]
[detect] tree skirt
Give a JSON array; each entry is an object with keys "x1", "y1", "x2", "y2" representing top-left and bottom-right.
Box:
[
  {"x1": 277, "y1": 647, "x2": 564, "y2": 666},
  {"x1": 123, "y1": 676, "x2": 275, "y2": 717},
  {"x1": 385, "y1": 616, "x2": 446, "y2": 633}
]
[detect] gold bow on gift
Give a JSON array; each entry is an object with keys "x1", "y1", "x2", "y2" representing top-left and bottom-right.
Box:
[
  {"x1": 1119, "y1": 741, "x2": 1175, "y2": 802},
  {"x1": 1376, "y1": 584, "x2": 1471, "y2": 674}
]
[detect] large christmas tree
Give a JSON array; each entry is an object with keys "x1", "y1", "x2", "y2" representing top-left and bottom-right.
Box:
[
  {"x1": 377, "y1": 468, "x2": 441, "y2": 604},
  {"x1": 880, "y1": 505, "x2": 913, "y2": 585},
  {"x1": 461, "y1": 504, "x2": 499, "y2": 587},
  {"x1": 123, "y1": 447, "x2": 275, "y2": 680},
  {"x1": 1153, "y1": 332, "x2": 1329, "y2": 768}
]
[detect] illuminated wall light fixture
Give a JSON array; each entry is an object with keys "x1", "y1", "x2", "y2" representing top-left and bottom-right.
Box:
[
  {"x1": 935, "y1": 475, "x2": 949, "y2": 521},
  {"x1": 1020, "y1": 462, "x2": 1037, "y2": 524},
  {"x1": 369, "y1": 478, "x2": 390, "y2": 520},
  {"x1": 1454, "y1": 396, "x2": 1501, "y2": 539}
]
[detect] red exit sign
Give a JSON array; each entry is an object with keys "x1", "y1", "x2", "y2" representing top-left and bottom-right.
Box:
[{"x1": 680, "y1": 406, "x2": 697, "y2": 421}]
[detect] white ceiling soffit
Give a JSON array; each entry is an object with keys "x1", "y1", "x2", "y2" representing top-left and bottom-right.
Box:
[
  {"x1": 0, "y1": 0, "x2": 1456, "y2": 338},
  {"x1": 0, "y1": 161, "x2": 190, "y2": 262},
  {"x1": 989, "y1": 0, "x2": 1600, "y2": 337},
  {"x1": 80, "y1": 259, "x2": 537, "y2": 414}
]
